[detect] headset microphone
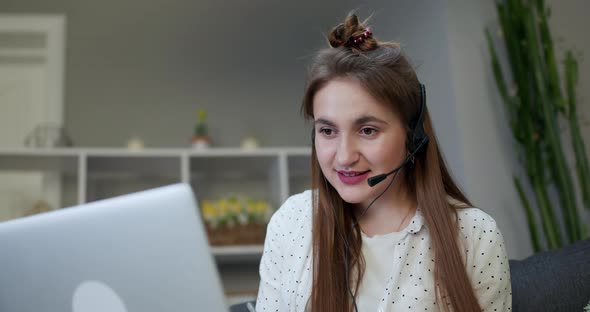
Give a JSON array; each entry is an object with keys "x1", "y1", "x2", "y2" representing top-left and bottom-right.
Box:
[
  {"x1": 367, "y1": 83, "x2": 429, "y2": 187},
  {"x1": 367, "y1": 149, "x2": 417, "y2": 186},
  {"x1": 367, "y1": 174, "x2": 388, "y2": 188}
]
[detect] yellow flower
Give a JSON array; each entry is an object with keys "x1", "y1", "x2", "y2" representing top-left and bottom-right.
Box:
[
  {"x1": 247, "y1": 201, "x2": 257, "y2": 214},
  {"x1": 197, "y1": 109, "x2": 207, "y2": 122},
  {"x1": 201, "y1": 200, "x2": 217, "y2": 219},
  {"x1": 217, "y1": 199, "x2": 229, "y2": 216},
  {"x1": 227, "y1": 197, "x2": 241, "y2": 214},
  {"x1": 256, "y1": 201, "x2": 268, "y2": 214}
]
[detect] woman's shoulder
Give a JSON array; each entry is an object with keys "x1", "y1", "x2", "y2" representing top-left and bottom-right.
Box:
[
  {"x1": 456, "y1": 207, "x2": 498, "y2": 225},
  {"x1": 267, "y1": 190, "x2": 313, "y2": 231},
  {"x1": 274, "y1": 189, "x2": 312, "y2": 217},
  {"x1": 446, "y1": 196, "x2": 499, "y2": 230},
  {"x1": 456, "y1": 207, "x2": 499, "y2": 229},
  {"x1": 455, "y1": 207, "x2": 505, "y2": 252}
]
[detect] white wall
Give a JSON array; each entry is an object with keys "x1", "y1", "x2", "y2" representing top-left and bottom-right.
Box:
[
  {"x1": 446, "y1": 0, "x2": 531, "y2": 259},
  {"x1": 380, "y1": 0, "x2": 466, "y2": 190},
  {"x1": 0, "y1": 1, "x2": 468, "y2": 179}
]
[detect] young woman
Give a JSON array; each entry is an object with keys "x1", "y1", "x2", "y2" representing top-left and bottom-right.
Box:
[{"x1": 256, "y1": 14, "x2": 511, "y2": 312}]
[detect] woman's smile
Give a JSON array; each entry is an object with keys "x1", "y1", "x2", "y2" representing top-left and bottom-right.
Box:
[{"x1": 336, "y1": 170, "x2": 371, "y2": 185}]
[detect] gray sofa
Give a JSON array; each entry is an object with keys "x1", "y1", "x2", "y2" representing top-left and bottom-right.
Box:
[
  {"x1": 509, "y1": 238, "x2": 590, "y2": 311},
  {"x1": 232, "y1": 238, "x2": 590, "y2": 311}
]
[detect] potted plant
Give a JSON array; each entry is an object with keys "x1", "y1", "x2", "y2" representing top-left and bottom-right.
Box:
[
  {"x1": 191, "y1": 109, "x2": 211, "y2": 149},
  {"x1": 201, "y1": 196, "x2": 271, "y2": 246}
]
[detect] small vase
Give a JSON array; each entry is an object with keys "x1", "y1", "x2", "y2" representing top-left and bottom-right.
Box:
[{"x1": 191, "y1": 135, "x2": 211, "y2": 149}]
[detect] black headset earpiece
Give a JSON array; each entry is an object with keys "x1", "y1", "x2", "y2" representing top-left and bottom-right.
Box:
[{"x1": 408, "y1": 83, "x2": 429, "y2": 156}]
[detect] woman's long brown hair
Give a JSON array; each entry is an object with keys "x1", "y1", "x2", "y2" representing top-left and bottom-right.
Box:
[{"x1": 302, "y1": 14, "x2": 481, "y2": 312}]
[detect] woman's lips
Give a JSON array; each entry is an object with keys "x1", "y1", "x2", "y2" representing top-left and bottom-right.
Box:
[{"x1": 337, "y1": 170, "x2": 370, "y2": 185}]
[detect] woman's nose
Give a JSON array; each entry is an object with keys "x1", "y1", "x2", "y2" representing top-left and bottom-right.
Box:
[{"x1": 335, "y1": 136, "x2": 359, "y2": 167}]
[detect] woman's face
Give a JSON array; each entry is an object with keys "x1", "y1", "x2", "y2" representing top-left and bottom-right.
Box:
[{"x1": 313, "y1": 78, "x2": 408, "y2": 207}]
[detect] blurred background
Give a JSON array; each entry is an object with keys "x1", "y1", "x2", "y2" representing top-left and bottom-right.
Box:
[{"x1": 1, "y1": 0, "x2": 588, "y2": 303}]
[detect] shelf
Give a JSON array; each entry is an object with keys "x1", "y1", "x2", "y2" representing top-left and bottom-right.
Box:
[
  {"x1": 0, "y1": 147, "x2": 304, "y2": 297},
  {"x1": 87, "y1": 155, "x2": 181, "y2": 178},
  {"x1": 0, "y1": 154, "x2": 78, "y2": 172},
  {"x1": 211, "y1": 245, "x2": 264, "y2": 257},
  {"x1": 0, "y1": 148, "x2": 79, "y2": 157},
  {"x1": 0, "y1": 147, "x2": 310, "y2": 157},
  {"x1": 212, "y1": 245, "x2": 264, "y2": 263},
  {"x1": 190, "y1": 147, "x2": 310, "y2": 157},
  {"x1": 0, "y1": 146, "x2": 313, "y2": 212}
]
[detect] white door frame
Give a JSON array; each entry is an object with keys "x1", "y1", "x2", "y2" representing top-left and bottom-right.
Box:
[
  {"x1": 0, "y1": 14, "x2": 66, "y2": 217},
  {"x1": 0, "y1": 14, "x2": 66, "y2": 126}
]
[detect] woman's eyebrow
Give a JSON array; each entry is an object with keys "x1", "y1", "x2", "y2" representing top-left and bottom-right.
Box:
[
  {"x1": 355, "y1": 116, "x2": 388, "y2": 125},
  {"x1": 314, "y1": 116, "x2": 388, "y2": 127},
  {"x1": 314, "y1": 118, "x2": 336, "y2": 127}
]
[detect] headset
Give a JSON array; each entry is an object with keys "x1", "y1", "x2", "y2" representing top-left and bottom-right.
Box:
[
  {"x1": 312, "y1": 83, "x2": 429, "y2": 311},
  {"x1": 366, "y1": 83, "x2": 429, "y2": 186}
]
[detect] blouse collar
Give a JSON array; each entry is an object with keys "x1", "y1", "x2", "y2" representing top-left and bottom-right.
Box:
[{"x1": 405, "y1": 207, "x2": 425, "y2": 235}]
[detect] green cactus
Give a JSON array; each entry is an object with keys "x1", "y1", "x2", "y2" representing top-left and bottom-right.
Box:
[
  {"x1": 486, "y1": 0, "x2": 589, "y2": 251},
  {"x1": 194, "y1": 109, "x2": 208, "y2": 137}
]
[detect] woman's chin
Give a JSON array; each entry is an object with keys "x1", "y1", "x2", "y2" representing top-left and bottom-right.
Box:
[
  {"x1": 327, "y1": 177, "x2": 374, "y2": 204},
  {"x1": 334, "y1": 189, "x2": 369, "y2": 205}
]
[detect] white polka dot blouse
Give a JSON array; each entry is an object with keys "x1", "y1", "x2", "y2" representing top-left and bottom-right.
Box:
[{"x1": 256, "y1": 190, "x2": 512, "y2": 311}]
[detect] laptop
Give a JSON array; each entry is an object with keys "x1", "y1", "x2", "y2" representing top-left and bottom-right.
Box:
[{"x1": 0, "y1": 183, "x2": 228, "y2": 312}]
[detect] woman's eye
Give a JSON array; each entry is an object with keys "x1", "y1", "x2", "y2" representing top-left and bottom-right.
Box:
[
  {"x1": 319, "y1": 128, "x2": 334, "y2": 136},
  {"x1": 361, "y1": 128, "x2": 377, "y2": 136}
]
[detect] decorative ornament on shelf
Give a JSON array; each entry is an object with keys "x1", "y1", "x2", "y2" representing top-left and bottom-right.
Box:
[
  {"x1": 240, "y1": 136, "x2": 260, "y2": 150},
  {"x1": 191, "y1": 109, "x2": 211, "y2": 149},
  {"x1": 126, "y1": 136, "x2": 145, "y2": 150}
]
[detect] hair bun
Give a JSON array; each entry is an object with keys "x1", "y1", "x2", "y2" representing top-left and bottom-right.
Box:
[{"x1": 328, "y1": 14, "x2": 376, "y2": 51}]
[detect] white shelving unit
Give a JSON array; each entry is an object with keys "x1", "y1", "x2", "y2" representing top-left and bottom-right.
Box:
[{"x1": 0, "y1": 147, "x2": 311, "y2": 298}]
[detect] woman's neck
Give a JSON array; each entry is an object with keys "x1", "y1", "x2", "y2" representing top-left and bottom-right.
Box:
[{"x1": 355, "y1": 179, "x2": 417, "y2": 237}]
